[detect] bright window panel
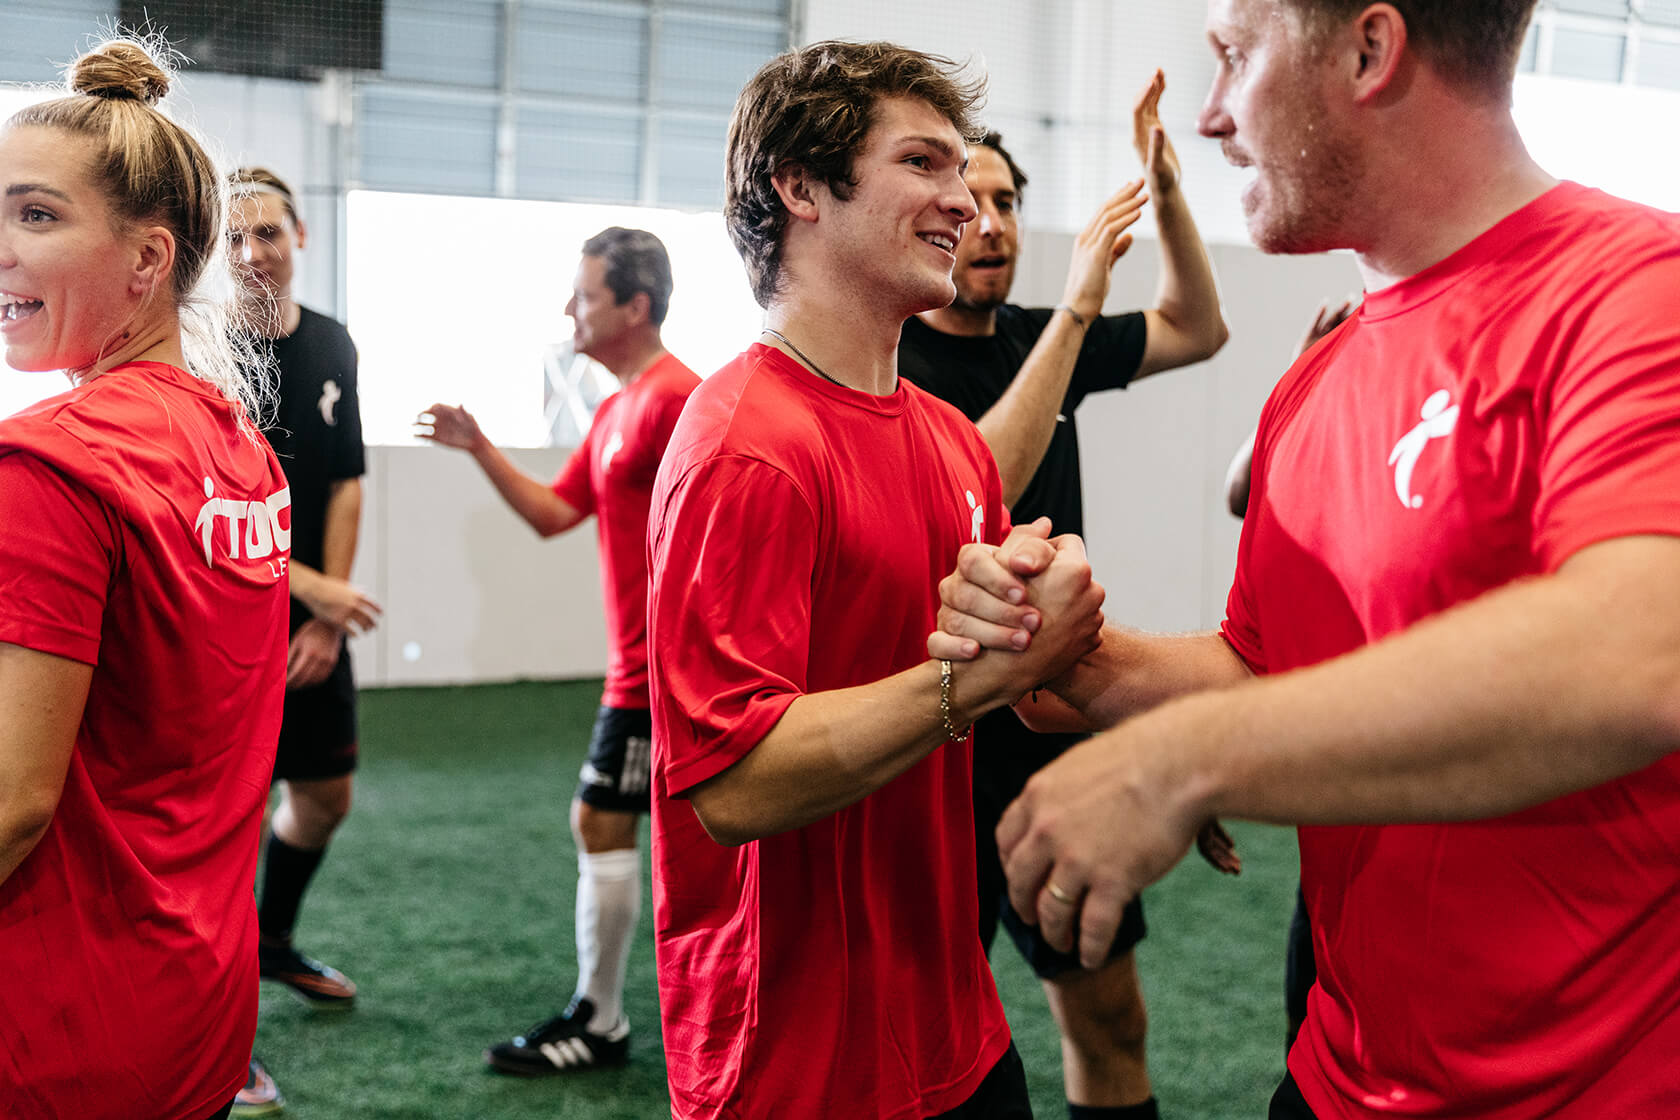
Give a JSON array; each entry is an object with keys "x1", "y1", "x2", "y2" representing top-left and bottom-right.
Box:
[{"x1": 345, "y1": 190, "x2": 762, "y2": 446}]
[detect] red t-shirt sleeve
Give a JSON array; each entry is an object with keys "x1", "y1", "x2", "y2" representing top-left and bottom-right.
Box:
[
  {"x1": 1534, "y1": 253, "x2": 1680, "y2": 569},
  {"x1": 0, "y1": 450, "x2": 118, "y2": 665},
  {"x1": 551, "y1": 423, "x2": 597, "y2": 515},
  {"x1": 651, "y1": 453, "x2": 816, "y2": 797}
]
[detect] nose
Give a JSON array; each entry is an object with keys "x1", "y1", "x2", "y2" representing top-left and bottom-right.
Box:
[
  {"x1": 976, "y1": 200, "x2": 1000, "y2": 238},
  {"x1": 1198, "y1": 74, "x2": 1231, "y2": 139},
  {"x1": 946, "y1": 176, "x2": 979, "y2": 225},
  {"x1": 564, "y1": 293, "x2": 577, "y2": 318}
]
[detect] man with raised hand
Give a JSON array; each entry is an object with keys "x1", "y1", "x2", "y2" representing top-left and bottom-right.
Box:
[
  {"x1": 935, "y1": 2, "x2": 1680, "y2": 1116},
  {"x1": 647, "y1": 40, "x2": 1107, "y2": 1119},
  {"x1": 417, "y1": 227, "x2": 699, "y2": 1078},
  {"x1": 899, "y1": 70, "x2": 1227, "y2": 1120}
]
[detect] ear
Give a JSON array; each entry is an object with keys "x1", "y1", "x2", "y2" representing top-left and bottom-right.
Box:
[
  {"x1": 294, "y1": 216, "x2": 309, "y2": 252},
  {"x1": 770, "y1": 160, "x2": 823, "y2": 225},
  {"x1": 130, "y1": 225, "x2": 178, "y2": 299},
  {"x1": 624, "y1": 290, "x2": 652, "y2": 326},
  {"x1": 1349, "y1": 3, "x2": 1409, "y2": 103}
]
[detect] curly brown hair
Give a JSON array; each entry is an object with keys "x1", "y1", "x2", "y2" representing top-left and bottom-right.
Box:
[{"x1": 725, "y1": 40, "x2": 986, "y2": 308}]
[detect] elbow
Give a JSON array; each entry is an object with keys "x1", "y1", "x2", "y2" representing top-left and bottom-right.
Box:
[
  {"x1": 0, "y1": 795, "x2": 58, "y2": 865},
  {"x1": 1197, "y1": 317, "x2": 1231, "y2": 362},
  {"x1": 687, "y1": 785, "x2": 760, "y2": 847}
]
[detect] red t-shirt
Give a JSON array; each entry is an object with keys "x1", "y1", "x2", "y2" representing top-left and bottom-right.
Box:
[
  {"x1": 0, "y1": 363, "x2": 291, "y2": 1119},
  {"x1": 1223, "y1": 185, "x2": 1680, "y2": 1118},
  {"x1": 552, "y1": 352, "x2": 699, "y2": 709},
  {"x1": 647, "y1": 344, "x2": 1011, "y2": 1119}
]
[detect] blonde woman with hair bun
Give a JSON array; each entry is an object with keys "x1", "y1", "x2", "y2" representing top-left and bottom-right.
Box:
[{"x1": 0, "y1": 36, "x2": 290, "y2": 1120}]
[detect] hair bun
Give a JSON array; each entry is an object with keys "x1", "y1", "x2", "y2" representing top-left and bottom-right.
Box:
[{"x1": 69, "y1": 40, "x2": 172, "y2": 107}]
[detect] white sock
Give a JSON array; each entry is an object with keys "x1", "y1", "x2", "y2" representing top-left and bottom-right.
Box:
[{"x1": 573, "y1": 847, "x2": 640, "y2": 1031}]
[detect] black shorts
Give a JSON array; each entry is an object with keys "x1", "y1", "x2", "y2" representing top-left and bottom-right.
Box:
[
  {"x1": 575, "y1": 706, "x2": 652, "y2": 813},
  {"x1": 931, "y1": 1042, "x2": 1032, "y2": 1119},
  {"x1": 973, "y1": 712, "x2": 1146, "y2": 980},
  {"x1": 273, "y1": 639, "x2": 358, "y2": 782},
  {"x1": 1269, "y1": 1072, "x2": 1320, "y2": 1120}
]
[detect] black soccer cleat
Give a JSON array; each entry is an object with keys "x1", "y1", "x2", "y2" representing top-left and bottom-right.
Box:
[
  {"x1": 259, "y1": 938, "x2": 357, "y2": 1010},
  {"x1": 484, "y1": 998, "x2": 630, "y2": 1076}
]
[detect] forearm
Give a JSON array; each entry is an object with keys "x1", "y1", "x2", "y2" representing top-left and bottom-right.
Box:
[
  {"x1": 319, "y1": 479, "x2": 362, "y2": 580},
  {"x1": 1138, "y1": 184, "x2": 1227, "y2": 377},
  {"x1": 471, "y1": 440, "x2": 579, "y2": 537},
  {"x1": 1154, "y1": 542, "x2": 1680, "y2": 828},
  {"x1": 0, "y1": 645, "x2": 89, "y2": 886},
  {"x1": 1051, "y1": 625, "x2": 1251, "y2": 729},
  {"x1": 976, "y1": 309, "x2": 1087, "y2": 506},
  {"x1": 690, "y1": 654, "x2": 1023, "y2": 845}
]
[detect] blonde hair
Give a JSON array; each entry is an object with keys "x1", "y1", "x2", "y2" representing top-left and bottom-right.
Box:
[{"x1": 8, "y1": 37, "x2": 270, "y2": 424}]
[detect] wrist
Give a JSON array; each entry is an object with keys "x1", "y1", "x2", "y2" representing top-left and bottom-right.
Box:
[{"x1": 1053, "y1": 303, "x2": 1094, "y2": 331}]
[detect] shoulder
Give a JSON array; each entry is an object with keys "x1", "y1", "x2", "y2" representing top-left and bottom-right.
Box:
[
  {"x1": 905, "y1": 380, "x2": 990, "y2": 457},
  {"x1": 291, "y1": 307, "x2": 359, "y2": 367}
]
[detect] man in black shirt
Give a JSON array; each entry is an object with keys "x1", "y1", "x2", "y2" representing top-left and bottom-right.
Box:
[
  {"x1": 230, "y1": 167, "x2": 381, "y2": 1117},
  {"x1": 898, "y1": 72, "x2": 1228, "y2": 1120}
]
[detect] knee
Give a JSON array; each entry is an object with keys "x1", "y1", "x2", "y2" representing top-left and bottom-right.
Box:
[
  {"x1": 278, "y1": 777, "x2": 353, "y2": 847},
  {"x1": 1052, "y1": 969, "x2": 1150, "y2": 1056},
  {"x1": 572, "y1": 801, "x2": 638, "y2": 853}
]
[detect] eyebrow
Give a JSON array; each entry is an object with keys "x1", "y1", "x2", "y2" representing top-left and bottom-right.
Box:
[
  {"x1": 903, "y1": 135, "x2": 962, "y2": 161},
  {"x1": 5, "y1": 183, "x2": 72, "y2": 202}
]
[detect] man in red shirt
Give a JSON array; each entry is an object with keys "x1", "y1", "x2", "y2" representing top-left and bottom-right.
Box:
[
  {"x1": 647, "y1": 41, "x2": 1106, "y2": 1119},
  {"x1": 418, "y1": 227, "x2": 698, "y2": 1075},
  {"x1": 935, "y1": 2, "x2": 1680, "y2": 1117}
]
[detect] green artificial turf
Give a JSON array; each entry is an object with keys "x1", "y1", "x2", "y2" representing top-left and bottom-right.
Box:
[{"x1": 252, "y1": 679, "x2": 1298, "y2": 1118}]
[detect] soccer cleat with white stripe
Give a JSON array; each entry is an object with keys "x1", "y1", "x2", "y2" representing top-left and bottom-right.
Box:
[{"x1": 484, "y1": 998, "x2": 630, "y2": 1076}]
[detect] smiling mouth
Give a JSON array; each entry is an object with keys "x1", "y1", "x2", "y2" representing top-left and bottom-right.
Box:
[
  {"x1": 968, "y1": 255, "x2": 1009, "y2": 270},
  {"x1": 0, "y1": 295, "x2": 44, "y2": 324},
  {"x1": 918, "y1": 233, "x2": 956, "y2": 254}
]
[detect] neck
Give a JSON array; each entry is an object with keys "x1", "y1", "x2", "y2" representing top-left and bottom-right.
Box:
[
  {"x1": 250, "y1": 294, "x2": 302, "y2": 340},
  {"x1": 597, "y1": 332, "x2": 669, "y2": 386},
  {"x1": 74, "y1": 315, "x2": 188, "y2": 385},
  {"x1": 917, "y1": 301, "x2": 997, "y2": 338},
  {"x1": 1352, "y1": 105, "x2": 1556, "y2": 291},
  {"x1": 763, "y1": 291, "x2": 905, "y2": 396}
]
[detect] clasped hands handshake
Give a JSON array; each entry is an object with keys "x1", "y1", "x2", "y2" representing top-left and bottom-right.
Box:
[{"x1": 928, "y1": 517, "x2": 1239, "y2": 969}]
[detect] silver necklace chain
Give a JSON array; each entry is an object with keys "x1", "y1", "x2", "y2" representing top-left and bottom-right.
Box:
[{"x1": 761, "y1": 327, "x2": 847, "y2": 388}]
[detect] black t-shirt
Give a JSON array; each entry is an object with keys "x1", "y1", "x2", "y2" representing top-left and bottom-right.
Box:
[
  {"x1": 899, "y1": 303, "x2": 1146, "y2": 767},
  {"x1": 898, "y1": 304, "x2": 1145, "y2": 536},
  {"x1": 258, "y1": 306, "x2": 364, "y2": 587}
]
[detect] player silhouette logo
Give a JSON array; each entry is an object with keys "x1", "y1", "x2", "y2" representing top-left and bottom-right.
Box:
[
  {"x1": 318, "y1": 379, "x2": 341, "y2": 425},
  {"x1": 965, "y1": 488, "x2": 984, "y2": 543},
  {"x1": 601, "y1": 430, "x2": 624, "y2": 473},
  {"x1": 1387, "y1": 389, "x2": 1459, "y2": 509}
]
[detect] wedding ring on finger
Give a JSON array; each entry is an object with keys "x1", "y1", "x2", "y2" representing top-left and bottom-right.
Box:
[{"x1": 1045, "y1": 881, "x2": 1077, "y2": 906}]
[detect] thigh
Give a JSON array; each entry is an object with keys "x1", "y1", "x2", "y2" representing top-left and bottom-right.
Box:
[
  {"x1": 273, "y1": 645, "x2": 358, "y2": 781},
  {"x1": 575, "y1": 706, "x2": 652, "y2": 813}
]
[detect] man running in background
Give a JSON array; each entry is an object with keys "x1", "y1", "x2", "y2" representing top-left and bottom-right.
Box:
[
  {"x1": 899, "y1": 70, "x2": 1227, "y2": 1120},
  {"x1": 230, "y1": 166, "x2": 380, "y2": 1117},
  {"x1": 417, "y1": 227, "x2": 699, "y2": 1077}
]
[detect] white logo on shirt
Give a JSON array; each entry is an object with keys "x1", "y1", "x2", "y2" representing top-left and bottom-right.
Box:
[
  {"x1": 193, "y1": 477, "x2": 293, "y2": 570},
  {"x1": 966, "y1": 489, "x2": 984, "y2": 543},
  {"x1": 1387, "y1": 389, "x2": 1459, "y2": 509},
  {"x1": 318, "y1": 380, "x2": 341, "y2": 426},
  {"x1": 601, "y1": 430, "x2": 624, "y2": 473}
]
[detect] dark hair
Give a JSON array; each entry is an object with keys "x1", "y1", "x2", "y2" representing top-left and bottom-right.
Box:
[
  {"x1": 581, "y1": 226, "x2": 674, "y2": 327},
  {"x1": 977, "y1": 130, "x2": 1028, "y2": 202},
  {"x1": 1285, "y1": 0, "x2": 1539, "y2": 96},
  {"x1": 229, "y1": 165, "x2": 300, "y2": 227},
  {"x1": 725, "y1": 40, "x2": 986, "y2": 307},
  {"x1": 8, "y1": 37, "x2": 262, "y2": 417}
]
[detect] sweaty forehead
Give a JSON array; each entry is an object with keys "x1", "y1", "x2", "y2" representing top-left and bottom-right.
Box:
[
  {"x1": 963, "y1": 147, "x2": 1013, "y2": 190},
  {"x1": 864, "y1": 95, "x2": 965, "y2": 156},
  {"x1": 230, "y1": 191, "x2": 291, "y2": 232}
]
